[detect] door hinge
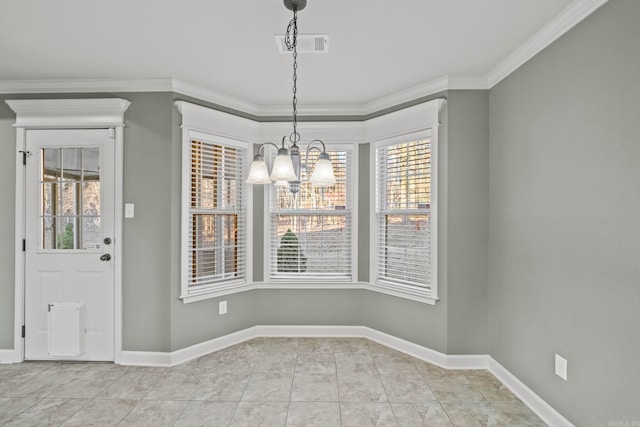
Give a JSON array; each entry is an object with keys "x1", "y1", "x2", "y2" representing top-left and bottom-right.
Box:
[
  {"x1": 21, "y1": 325, "x2": 25, "y2": 338},
  {"x1": 22, "y1": 239, "x2": 26, "y2": 252},
  {"x1": 18, "y1": 150, "x2": 31, "y2": 165}
]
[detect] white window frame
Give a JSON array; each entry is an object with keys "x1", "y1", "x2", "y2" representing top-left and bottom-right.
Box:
[
  {"x1": 367, "y1": 99, "x2": 443, "y2": 304},
  {"x1": 263, "y1": 142, "x2": 359, "y2": 285},
  {"x1": 176, "y1": 101, "x2": 255, "y2": 303}
]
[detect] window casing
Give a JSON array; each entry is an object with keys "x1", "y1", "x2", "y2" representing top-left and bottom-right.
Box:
[
  {"x1": 267, "y1": 145, "x2": 355, "y2": 282},
  {"x1": 373, "y1": 130, "x2": 438, "y2": 303},
  {"x1": 181, "y1": 132, "x2": 248, "y2": 301}
]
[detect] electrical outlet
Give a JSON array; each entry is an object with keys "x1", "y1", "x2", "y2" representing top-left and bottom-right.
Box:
[
  {"x1": 219, "y1": 300, "x2": 227, "y2": 315},
  {"x1": 555, "y1": 354, "x2": 567, "y2": 381}
]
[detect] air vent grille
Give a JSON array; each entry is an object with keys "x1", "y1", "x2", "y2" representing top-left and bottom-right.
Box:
[{"x1": 276, "y1": 34, "x2": 329, "y2": 54}]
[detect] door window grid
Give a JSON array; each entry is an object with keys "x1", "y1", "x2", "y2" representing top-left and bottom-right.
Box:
[{"x1": 41, "y1": 147, "x2": 101, "y2": 250}]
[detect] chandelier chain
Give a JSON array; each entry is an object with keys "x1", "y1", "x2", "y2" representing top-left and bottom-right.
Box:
[{"x1": 286, "y1": 10, "x2": 300, "y2": 144}]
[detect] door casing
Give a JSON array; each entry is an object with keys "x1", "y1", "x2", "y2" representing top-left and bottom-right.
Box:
[{"x1": 6, "y1": 98, "x2": 130, "y2": 364}]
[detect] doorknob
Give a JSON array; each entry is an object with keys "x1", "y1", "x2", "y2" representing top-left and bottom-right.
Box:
[
  {"x1": 103, "y1": 237, "x2": 112, "y2": 245},
  {"x1": 100, "y1": 253, "x2": 111, "y2": 261}
]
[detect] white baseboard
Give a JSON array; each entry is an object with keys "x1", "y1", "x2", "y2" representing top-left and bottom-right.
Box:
[
  {"x1": 447, "y1": 354, "x2": 490, "y2": 370},
  {"x1": 58, "y1": 326, "x2": 573, "y2": 427},
  {"x1": 119, "y1": 350, "x2": 171, "y2": 367},
  {"x1": 170, "y1": 326, "x2": 258, "y2": 366},
  {"x1": 488, "y1": 357, "x2": 574, "y2": 427},
  {"x1": 0, "y1": 349, "x2": 20, "y2": 364},
  {"x1": 254, "y1": 325, "x2": 366, "y2": 338},
  {"x1": 363, "y1": 327, "x2": 450, "y2": 368}
]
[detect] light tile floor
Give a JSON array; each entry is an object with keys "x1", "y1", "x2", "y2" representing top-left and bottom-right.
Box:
[{"x1": 0, "y1": 337, "x2": 547, "y2": 426}]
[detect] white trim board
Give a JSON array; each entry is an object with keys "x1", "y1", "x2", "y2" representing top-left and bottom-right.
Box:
[
  {"x1": 0, "y1": 349, "x2": 20, "y2": 364},
  {"x1": 489, "y1": 358, "x2": 575, "y2": 427},
  {"x1": 119, "y1": 325, "x2": 572, "y2": 427}
]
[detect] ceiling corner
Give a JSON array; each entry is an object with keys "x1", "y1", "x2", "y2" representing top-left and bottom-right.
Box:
[{"x1": 487, "y1": 0, "x2": 609, "y2": 88}]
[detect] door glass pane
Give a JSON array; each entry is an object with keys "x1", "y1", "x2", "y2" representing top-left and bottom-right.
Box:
[
  {"x1": 62, "y1": 148, "x2": 82, "y2": 180},
  {"x1": 56, "y1": 217, "x2": 77, "y2": 249},
  {"x1": 42, "y1": 182, "x2": 53, "y2": 216},
  {"x1": 60, "y1": 181, "x2": 77, "y2": 215},
  {"x1": 43, "y1": 148, "x2": 61, "y2": 179},
  {"x1": 42, "y1": 216, "x2": 55, "y2": 250},
  {"x1": 40, "y1": 147, "x2": 101, "y2": 251},
  {"x1": 82, "y1": 182, "x2": 100, "y2": 216},
  {"x1": 82, "y1": 217, "x2": 101, "y2": 249},
  {"x1": 82, "y1": 148, "x2": 100, "y2": 180}
]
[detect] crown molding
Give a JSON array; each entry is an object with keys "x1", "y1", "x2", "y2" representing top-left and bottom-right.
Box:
[
  {"x1": 255, "y1": 103, "x2": 367, "y2": 117},
  {"x1": 171, "y1": 79, "x2": 261, "y2": 116},
  {"x1": 0, "y1": 75, "x2": 471, "y2": 117},
  {"x1": 487, "y1": 0, "x2": 609, "y2": 88},
  {"x1": 0, "y1": 78, "x2": 172, "y2": 94}
]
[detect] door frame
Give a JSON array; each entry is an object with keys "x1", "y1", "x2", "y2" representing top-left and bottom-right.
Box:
[{"x1": 6, "y1": 98, "x2": 130, "y2": 364}]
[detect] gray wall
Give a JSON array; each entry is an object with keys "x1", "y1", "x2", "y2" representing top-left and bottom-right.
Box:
[
  {"x1": 488, "y1": 1, "x2": 640, "y2": 425},
  {"x1": 0, "y1": 98, "x2": 17, "y2": 348},
  {"x1": 161, "y1": 89, "x2": 493, "y2": 355},
  {"x1": 361, "y1": 91, "x2": 490, "y2": 356},
  {"x1": 120, "y1": 92, "x2": 174, "y2": 352},
  {"x1": 446, "y1": 91, "x2": 489, "y2": 355},
  {"x1": 0, "y1": 90, "x2": 490, "y2": 358}
]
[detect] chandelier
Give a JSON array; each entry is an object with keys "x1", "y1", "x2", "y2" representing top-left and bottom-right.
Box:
[{"x1": 245, "y1": 0, "x2": 336, "y2": 194}]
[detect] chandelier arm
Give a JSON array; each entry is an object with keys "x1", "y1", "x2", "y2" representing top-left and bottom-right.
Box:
[
  {"x1": 257, "y1": 141, "x2": 282, "y2": 157},
  {"x1": 302, "y1": 140, "x2": 327, "y2": 170},
  {"x1": 307, "y1": 139, "x2": 327, "y2": 153}
]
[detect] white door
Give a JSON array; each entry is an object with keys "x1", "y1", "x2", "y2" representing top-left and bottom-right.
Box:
[{"x1": 24, "y1": 129, "x2": 115, "y2": 361}]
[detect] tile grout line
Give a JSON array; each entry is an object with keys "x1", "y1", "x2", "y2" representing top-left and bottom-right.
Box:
[
  {"x1": 283, "y1": 348, "x2": 300, "y2": 426},
  {"x1": 412, "y1": 356, "x2": 456, "y2": 426},
  {"x1": 372, "y1": 353, "x2": 397, "y2": 426},
  {"x1": 335, "y1": 349, "x2": 344, "y2": 427}
]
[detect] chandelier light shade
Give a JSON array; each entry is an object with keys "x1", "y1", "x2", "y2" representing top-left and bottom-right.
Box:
[
  {"x1": 245, "y1": 0, "x2": 335, "y2": 194},
  {"x1": 309, "y1": 152, "x2": 336, "y2": 187},
  {"x1": 269, "y1": 147, "x2": 298, "y2": 182},
  {"x1": 245, "y1": 154, "x2": 271, "y2": 184}
]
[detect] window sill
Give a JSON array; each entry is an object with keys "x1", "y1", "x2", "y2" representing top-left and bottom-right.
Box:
[
  {"x1": 180, "y1": 280, "x2": 255, "y2": 304},
  {"x1": 180, "y1": 280, "x2": 439, "y2": 306},
  {"x1": 364, "y1": 280, "x2": 438, "y2": 305},
  {"x1": 255, "y1": 281, "x2": 366, "y2": 290}
]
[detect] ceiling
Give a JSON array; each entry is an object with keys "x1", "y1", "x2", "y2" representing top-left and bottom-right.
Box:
[{"x1": 0, "y1": 0, "x2": 603, "y2": 114}]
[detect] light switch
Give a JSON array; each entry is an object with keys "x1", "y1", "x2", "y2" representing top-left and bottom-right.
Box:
[
  {"x1": 555, "y1": 354, "x2": 568, "y2": 381},
  {"x1": 125, "y1": 203, "x2": 135, "y2": 218}
]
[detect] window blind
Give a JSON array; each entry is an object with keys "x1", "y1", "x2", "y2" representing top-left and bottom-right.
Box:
[
  {"x1": 269, "y1": 149, "x2": 352, "y2": 280},
  {"x1": 376, "y1": 139, "x2": 432, "y2": 289},
  {"x1": 188, "y1": 139, "x2": 245, "y2": 287}
]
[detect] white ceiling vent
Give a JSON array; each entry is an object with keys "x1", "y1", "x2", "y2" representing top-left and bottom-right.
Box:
[{"x1": 276, "y1": 34, "x2": 329, "y2": 54}]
